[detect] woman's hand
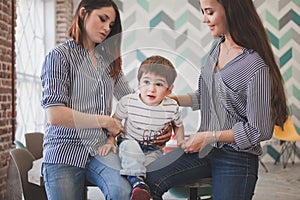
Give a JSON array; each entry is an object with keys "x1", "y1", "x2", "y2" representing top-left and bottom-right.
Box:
[
  {"x1": 152, "y1": 123, "x2": 172, "y2": 148},
  {"x1": 98, "y1": 137, "x2": 117, "y2": 156},
  {"x1": 179, "y1": 132, "x2": 214, "y2": 153},
  {"x1": 103, "y1": 117, "x2": 123, "y2": 137},
  {"x1": 98, "y1": 143, "x2": 117, "y2": 156}
]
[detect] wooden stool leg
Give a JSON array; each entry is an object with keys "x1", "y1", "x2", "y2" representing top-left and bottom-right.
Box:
[{"x1": 83, "y1": 186, "x2": 88, "y2": 200}]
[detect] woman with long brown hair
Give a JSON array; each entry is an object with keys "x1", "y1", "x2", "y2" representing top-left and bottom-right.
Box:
[
  {"x1": 41, "y1": 0, "x2": 133, "y2": 199},
  {"x1": 146, "y1": 0, "x2": 288, "y2": 199}
]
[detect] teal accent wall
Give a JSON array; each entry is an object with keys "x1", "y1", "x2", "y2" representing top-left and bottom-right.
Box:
[{"x1": 118, "y1": 0, "x2": 300, "y2": 131}]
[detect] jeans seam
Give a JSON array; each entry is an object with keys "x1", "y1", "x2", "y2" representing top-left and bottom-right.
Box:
[
  {"x1": 86, "y1": 166, "x2": 112, "y2": 200},
  {"x1": 242, "y1": 156, "x2": 249, "y2": 199},
  {"x1": 154, "y1": 159, "x2": 208, "y2": 196}
]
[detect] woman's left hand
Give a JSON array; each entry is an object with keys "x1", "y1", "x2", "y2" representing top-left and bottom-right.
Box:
[
  {"x1": 98, "y1": 142, "x2": 117, "y2": 156},
  {"x1": 179, "y1": 132, "x2": 212, "y2": 153}
]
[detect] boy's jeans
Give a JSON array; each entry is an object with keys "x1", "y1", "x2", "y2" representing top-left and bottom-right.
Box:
[{"x1": 118, "y1": 139, "x2": 163, "y2": 177}]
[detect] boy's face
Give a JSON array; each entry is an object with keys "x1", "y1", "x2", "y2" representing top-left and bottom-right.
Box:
[{"x1": 138, "y1": 72, "x2": 173, "y2": 106}]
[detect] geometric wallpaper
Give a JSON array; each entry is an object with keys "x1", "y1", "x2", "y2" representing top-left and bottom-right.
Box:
[
  {"x1": 263, "y1": 0, "x2": 300, "y2": 132},
  {"x1": 116, "y1": 0, "x2": 300, "y2": 133}
]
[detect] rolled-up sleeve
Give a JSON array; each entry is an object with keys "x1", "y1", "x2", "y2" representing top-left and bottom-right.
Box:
[
  {"x1": 188, "y1": 92, "x2": 200, "y2": 111},
  {"x1": 232, "y1": 67, "x2": 273, "y2": 150},
  {"x1": 40, "y1": 51, "x2": 70, "y2": 109},
  {"x1": 113, "y1": 71, "x2": 134, "y2": 100}
]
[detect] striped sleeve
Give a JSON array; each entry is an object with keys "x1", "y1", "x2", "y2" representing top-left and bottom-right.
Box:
[
  {"x1": 40, "y1": 49, "x2": 70, "y2": 108},
  {"x1": 114, "y1": 71, "x2": 134, "y2": 100},
  {"x1": 232, "y1": 67, "x2": 273, "y2": 150},
  {"x1": 114, "y1": 94, "x2": 130, "y2": 120},
  {"x1": 188, "y1": 92, "x2": 200, "y2": 111}
]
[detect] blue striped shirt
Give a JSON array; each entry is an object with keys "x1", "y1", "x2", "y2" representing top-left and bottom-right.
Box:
[
  {"x1": 41, "y1": 39, "x2": 133, "y2": 168},
  {"x1": 191, "y1": 36, "x2": 274, "y2": 155}
]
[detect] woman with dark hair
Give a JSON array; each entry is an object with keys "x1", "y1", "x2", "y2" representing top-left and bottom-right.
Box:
[
  {"x1": 146, "y1": 0, "x2": 289, "y2": 199},
  {"x1": 40, "y1": 0, "x2": 132, "y2": 199}
]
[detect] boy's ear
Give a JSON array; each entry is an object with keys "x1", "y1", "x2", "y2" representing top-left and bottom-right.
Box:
[{"x1": 166, "y1": 84, "x2": 174, "y2": 95}]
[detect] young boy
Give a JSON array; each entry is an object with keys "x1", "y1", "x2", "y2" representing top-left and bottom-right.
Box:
[{"x1": 99, "y1": 55, "x2": 184, "y2": 200}]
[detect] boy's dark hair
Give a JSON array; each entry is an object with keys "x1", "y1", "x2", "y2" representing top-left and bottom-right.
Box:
[{"x1": 137, "y1": 55, "x2": 177, "y2": 87}]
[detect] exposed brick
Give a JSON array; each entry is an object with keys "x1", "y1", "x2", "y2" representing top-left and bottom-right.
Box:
[
  {"x1": 0, "y1": 0, "x2": 15, "y2": 198},
  {"x1": 55, "y1": 0, "x2": 73, "y2": 45}
]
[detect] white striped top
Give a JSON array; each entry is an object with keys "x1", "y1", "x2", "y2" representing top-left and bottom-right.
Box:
[
  {"x1": 40, "y1": 39, "x2": 133, "y2": 168},
  {"x1": 115, "y1": 93, "x2": 183, "y2": 145},
  {"x1": 191, "y1": 36, "x2": 274, "y2": 155}
]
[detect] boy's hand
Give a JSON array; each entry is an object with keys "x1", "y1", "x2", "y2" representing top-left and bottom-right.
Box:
[{"x1": 98, "y1": 142, "x2": 117, "y2": 156}]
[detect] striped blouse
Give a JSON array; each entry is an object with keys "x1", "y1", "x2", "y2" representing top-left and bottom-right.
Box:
[
  {"x1": 190, "y1": 36, "x2": 274, "y2": 155},
  {"x1": 40, "y1": 39, "x2": 133, "y2": 168}
]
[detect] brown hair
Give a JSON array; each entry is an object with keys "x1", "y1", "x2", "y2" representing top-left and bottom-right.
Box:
[
  {"x1": 68, "y1": 0, "x2": 122, "y2": 78},
  {"x1": 218, "y1": 0, "x2": 288, "y2": 128},
  {"x1": 137, "y1": 55, "x2": 177, "y2": 87}
]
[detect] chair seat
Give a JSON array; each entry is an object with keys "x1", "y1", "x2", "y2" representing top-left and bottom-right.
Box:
[
  {"x1": 169, "y1": 178, "x2": 212, "y2": 200},
  {"x1": 181, "y1": 177, "x2": 212, "y2": 188},
  {"x1": 273, "y1": 116, "x2": 300, "y2": 168}
]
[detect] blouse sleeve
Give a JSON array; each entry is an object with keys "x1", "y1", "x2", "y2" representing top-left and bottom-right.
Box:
[
  {"x1": 113, "y1": 71, "x2": 134, "y2": 101},
  {"x1": 188, "y1": 92, "x2": 200, "y2": 111},
  {"x1": 40, "y1": 50, "x2": 70, "y2": 109},
  {"x1": 232, "y1": 67, "x2": 274, "y2": 150}
]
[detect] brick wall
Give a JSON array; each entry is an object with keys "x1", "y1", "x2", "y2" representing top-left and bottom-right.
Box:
[
  {"x1": 56, "y1": 0, "x2": 73, "y2": 45},
  {"x1": 0, "y1": 0, "x2": 16, "y2": 199}
]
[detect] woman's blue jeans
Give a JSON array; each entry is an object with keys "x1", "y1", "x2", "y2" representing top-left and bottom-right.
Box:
[
  {"x1": 43, "y1": 152, "x2": 131, "y2": 200},
  {"x1": 146, "y1": 146, "x2": 258, "y2": 200}
]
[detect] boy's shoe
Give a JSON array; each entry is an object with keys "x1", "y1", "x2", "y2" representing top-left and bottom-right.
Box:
[{"x1": 130, "y1": 180, "x2": 151, "y2": 200}]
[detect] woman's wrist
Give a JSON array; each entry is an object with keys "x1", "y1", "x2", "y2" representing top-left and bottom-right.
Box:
[
  {"x1": 212, "y1": 131, "x2": 217, "y2": 143},
  {"x1": 96, "y1": 115, "x2": 109, "y2": 128}
]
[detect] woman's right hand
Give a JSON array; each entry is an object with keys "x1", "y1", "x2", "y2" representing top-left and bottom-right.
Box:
[
  {"x1": 103, "y1": 116, "x2": 122, "y2": 137},
  {"x1": 179, "y1": 131, "x2": 214, "y2": 153}
]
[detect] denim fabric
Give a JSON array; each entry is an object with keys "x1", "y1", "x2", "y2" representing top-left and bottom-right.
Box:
[
  {"x1": 42, "y1": 152, "x2": 131, "y2": 200},
  {"x1": 144, "y1": 149, "x2": 163, "y2": 166},
  {"x1": 87, "y1": 153, "x2": 131, "y2": 200},
  {"x1": 119, "y1": 139, "x2": 164, "y2": 177},
  {"x1": 43, "y1": 163, "x2": 86, "y2": 200},
  {"x1": 119, "y1": 139, "x2": 147, "y2": 177},
  {"x1": 146, "y1": 146, "x2": 258, "y2": 200}
]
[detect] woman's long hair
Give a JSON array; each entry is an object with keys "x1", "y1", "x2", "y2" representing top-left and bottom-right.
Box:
[
  {"x1": 219, "y1": 0, "x2": 288, "y2": 128},
  {"x1": 68, "y1": 0, "x2": 122, "y2": 78}
]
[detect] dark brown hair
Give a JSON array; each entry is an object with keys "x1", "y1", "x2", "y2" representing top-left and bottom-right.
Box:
[
  {"x1": 137, "y1": 55, "x2": 177, "y2": 87},
  {"x1": 68, "y1": 0, "x2": 122, "y2": 78},
  {"x1": 218, "y1": 0, "x2": 288, "y2": 128}
]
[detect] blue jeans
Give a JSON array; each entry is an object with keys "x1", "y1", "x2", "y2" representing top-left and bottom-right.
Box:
[
  {"x1": 119, "y1": 139, "x2": 146, "y2": 177},
  {"x1": 146, "y1": 146, "x2": 258, "y2": 200},
  {"x1": 89, "y1": 152, "x2": 131, "y2": 199},
  {"x1": 43, "y1": 163, "x2": 86, "y2": 200},
  {"x1": 43, "y1": 152, "x2": 131, "y2": 200}
]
